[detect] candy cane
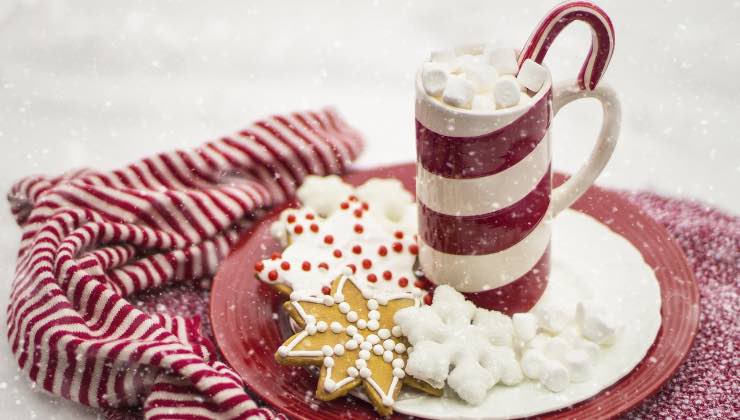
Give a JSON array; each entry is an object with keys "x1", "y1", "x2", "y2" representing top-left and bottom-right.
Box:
[{"x1": 518, "y1": 1, "x2": 615, "y2": 90}]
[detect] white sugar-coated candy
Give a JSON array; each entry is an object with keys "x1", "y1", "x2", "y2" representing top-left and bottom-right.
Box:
[
  {"x1": 356, "y1": 319, "x2": 367, "y2": 329},
  {"x1": 563, "y1": 349, "x2": 592, "y2": 382},
  {"x1": 333, "y1": 344, "x2": 345, "y2": 356},
  {"x1": 537, "y1": 305, "x2": 569, "y2": 334},
  {"x1": 421, "y1": 62, "x2": 450, "y2": 97},
  {"x1": 355, "y1": 359, "x2": 367, "y2": 369},
  {"x1": 345, "y1": 325, "x2": 358, "y2": 336},
  {"x1": 545, "y1": 336, "x2": 572, "y2": 361},
  {"x1": 512, "y1": 313, "x2": 538, "y2": 342},
  {"x1": 430, "y1": 49, "x2": 456, "y2": 64},
  {"x1": 540, "y1": 360, "x2": 570, "y2": 392},
  {"x1": 464, "y1": 64, "x2": 499, "y2": 93},
  {"x1": 367, "y1": 319, "x2": 380, "y2": 331},
  {"x1": 338, "y1": 302, "x2": 351, "y2": 314},
  {"x1": 367, "y1": 299, "x2": 379, "y2": 310},
  {"x1": 577, "y1": 301, "x2": 620, "y2": 345},
  {"x1": 367, "y1": 334, "x2": 380, "y2": 345},
  {"x1": 373, "y1": 344, "x2": 384, "y2": 355},
  {"x1": 472, "y1": 93, "x2": 495, "y2": 111},
  {"x1": 360, "y1": 341, "x2": 372, "y2": 351},
  {"x1": 391, "y1": 326, "x2": 402, "y2": 337},
  {"x1": 330, "y1": 321, "x2": 343, "y2": 334},
  {"x1": 321, "y1": 345, "x2": 333, "y2": 356},
  {"x1": 486, "y1": 48, "x2": 519, "y2": 75},
  {"x1": 393, "y1": 367, "x2": 406, "y2": 379},
  {"x1": 368, "y1": 310, "x2": 381, "y2": 320},
  {"x1": 383, "y1": 339, "x2": 395, "y2": 351},
  {"x1": 347, "y1": 366, "x2": 359, "y2": 377},
  {"x1": 517, "y1": 59, "x2": 548, "y2": 92},
  {"x1": 383, "y1": 350, "x2": 394, "y2": 363},
  {"x1": 345, "y1": 340, "x2": 358, "y2": 350},
  {"x1": 316, "y1": 321, "x2": 328, "y2": 332},
  {"x1": 323, "y1": 357, "x2": 334, "y2": 368},
  {"x1": 359, "y1": 349, "x2": 371, "y2": 360},
  {"x1": 359, "y1": 367, "x2": 372, "y2": 378},
  {"x1": 392, "y1": 358, "x2": 404, "y2": 369},
  {"x1": 521, "y1": 348, "x2": 548, "y2": 379},
  {"x1": 493, "y1": 75, "x2": 521, "y2": 109},
  {"x1": 378, "y1": 329, "x2": 391, "y2": 340},
  {"x1": 442, "y1": 76, "x2": 475, "y2": 109}
]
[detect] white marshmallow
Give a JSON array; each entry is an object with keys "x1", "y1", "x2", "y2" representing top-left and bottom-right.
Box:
[
  {"x1": 517, "y1": 59, "x2": 548, "y2": 92},
  {"x1": 493, "y1": 75, "x2": 522, "y2": 109},
  {"x1": 512, "y1": 313, "x2": 538, "y2": 342},
  {"x1": 576, "y1": 301, "x2": 620, "y2": 345},
  {"x1": 571, "y1": 336, "x2": 601, "y2": 360},
  {"x1": 486, "y1": 48, "x2": 519, "y2": 75},
  {"x1": 540, "y1": 360, "x2": 570, "y2": 392},
  {"x1": 537, "y1": 305, "x2": 570, "y2": 334},
  {"x1": 421, "y1": 62, "x2": 450, "y2": 97},
  {"x1": 442, "y1": 76, "x2": 475, "y2": 109},
  {"x1": 563, "y1": 349, "x2": 592, "y2": 382},
  {"x1": 453, "y1": 54, "x2": 481, "y2": 74},
  {"x1": 472, "y1": 94, "x2": 495, "y2": 111},
  {"x1": 430, "y1": 49, "x2": 456, "y2": 64},
  {"x1": 527, "y1": 333, "x2": 551, "y2": 350},
  {"x1": 521, "y1": 348, "x2": 548, "y2": 379},
  {"x1": 545, "y1": 336, "x2": 571, "y2": 361},
  {"x1": 464, "y1": 64, "x2": 498, "y2": 93}
]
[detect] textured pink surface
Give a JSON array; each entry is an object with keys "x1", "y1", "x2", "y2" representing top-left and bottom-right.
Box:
[{"x1": 113, "y1": 192, "x2": 739, "y2": 419}]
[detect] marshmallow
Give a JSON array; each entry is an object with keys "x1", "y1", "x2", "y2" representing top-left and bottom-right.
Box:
[
  {"x1": 540, "y1": 360, "x2": 570, "y2": 392},
  {"x1": 576, "y1": 301, "x2": 620, "y2": 345},
  {"x1": 464, "y1": 64, "x2": 499, "y2": 93},
  {"x1": 563, "y1": 349, "x2": 592, "y2": 382},
  {"x1": 472, "y1": 94, "x2": 495, "y2": 111},
  {"x1": 422, "y1": 62, "x2": 450, "y2": 97},
  {"x1": 517, "y1": 59, "x2": 548, "y2": 92},
  {"x1": 486, "y1": 48, "x2": 519, "y2": 75},
  {"x1": 430, "y1": 49, "x2": 456, "y2": 64},
  {"x1": 521, "y1": 348, "x2": 548, "y2": 380},
  {"x1": 493, "y1": 75, "x2": 522, "y2": 109},
  {"x1": 545, "y1": 336, "x2": 572, "y2": 361},
  {"x1": 527, "y1": 333, "x2": 551, "y2": 350},
  {"x1": 442, "y1": 76, "x2": 475, "y2": 109},
  {"x1": 512, "y1": 313, "x2": 538, "y2": 342},
  {"x1": 571, "y1": 336, "x2": 601, "y2": 360},
  {"x1": 453, "y1": 54, "x2": 481, "y2": 74},
  {"x1": 537, "y1": 305, "x2": 570, "y2": 334}
]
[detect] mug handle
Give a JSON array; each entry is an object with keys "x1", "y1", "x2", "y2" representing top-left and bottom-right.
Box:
[{"x1": 551, "y1": 80, "x2": 621, "y2": 216}]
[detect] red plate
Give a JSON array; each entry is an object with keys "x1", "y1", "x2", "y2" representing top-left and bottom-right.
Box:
[{"x1": 210, "y1": 163, "x2": 699, "y2": 419}]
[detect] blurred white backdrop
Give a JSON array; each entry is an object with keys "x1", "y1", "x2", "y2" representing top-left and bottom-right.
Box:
[{"x1": 0, "y1": 0, "x2": 738, "y2": 417}]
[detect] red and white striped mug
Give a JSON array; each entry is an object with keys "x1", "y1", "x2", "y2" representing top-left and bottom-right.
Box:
[{"x1": 415, "y1": 2, "x2": 620, "y2": 314}]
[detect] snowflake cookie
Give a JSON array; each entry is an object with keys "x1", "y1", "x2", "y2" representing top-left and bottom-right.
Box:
[
  {"x1": 394, "y1": 285, "x2": 524, "y2": 405},
  {"x1": 255, "y1": 176, "x2": 429, "y2": 301},
  {"x1": 275, "y1": 272, "x2": 441, "y2": 416}
]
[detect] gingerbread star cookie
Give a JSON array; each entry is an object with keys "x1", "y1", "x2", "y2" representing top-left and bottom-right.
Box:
[{"x1": 275, "y1": 272, "x2": 441, "y2": 416}]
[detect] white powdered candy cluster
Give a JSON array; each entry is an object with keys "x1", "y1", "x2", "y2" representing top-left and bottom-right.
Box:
[
  {"x1": 395, "y1": 286, "x2": 622, "y2": 405},
  {"x1": 421, "y1": 44, "x2": 548, "y2": 111}
]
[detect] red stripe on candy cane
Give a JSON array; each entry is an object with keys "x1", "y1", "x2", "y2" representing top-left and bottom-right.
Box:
[{"x1": 518, "y1": 1, "x2": 615, "y2": 90}]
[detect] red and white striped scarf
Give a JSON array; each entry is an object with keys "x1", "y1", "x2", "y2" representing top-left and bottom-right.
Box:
[{"x1": 6, "y1": 108, "x2": 364, "y2": 419}]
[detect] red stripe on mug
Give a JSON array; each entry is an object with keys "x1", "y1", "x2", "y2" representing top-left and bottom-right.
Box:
[
  {"x1": 419, "y1": 169, "x2": 551, "y2": 256},
  {"x1": 416, "y1": 90, "x2": 552, "y2": 179}
]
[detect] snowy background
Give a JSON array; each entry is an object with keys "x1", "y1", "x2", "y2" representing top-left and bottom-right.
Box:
[{"x1": 0, "y1": 0, "x2": 738, "y2": 417}]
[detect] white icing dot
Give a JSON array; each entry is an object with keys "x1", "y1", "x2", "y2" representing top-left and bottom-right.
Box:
[
  {"x1": 367, "y1": 334, "x2": 380, "y2": 345},
  {"x1": 378, "y1": 329, "x2": 391, "y2": 340},
  {"x1": 341, "y1": 267, "x2": 353, "y2": 276},
  {"x1": 391, "y1": 326, "x2": 402, "y2": 337},
  {"x1": 334, "y1": 293, "x2": 344, "y2": 303},
  {"x1": 367, "y1": 299, "x2": 379, "y2": 310},
  {"x1": 324, "y1": 379, "x2": 336, "y2": 393},
  {"x1": 393, "y1": 368, "x2": 406, "y2": 379},
  {"x1": 347, "y1": 367, "x2": 359, "y2": 377},
  {"x1": 355, "y1": 359, "x2": 367, "y2": 369},
  {"x1": 359, "y1": 350, "x2": 371, "y2": 360},
  {"x1": 367, "y1": 319, "x2": 380, "y2": 331},
  {"x1": 360, "y1": 367, "x2": 372, "y2": 378},
  {"x1": 333, "y1": 344, "x2": 345, "y2": 356},
  {"x1": 330, "y1": 321, "x2": 344, "y2": 334},
  {"x1": 316, "y1": 321, "x2": 328, "y2": 333},
  {"x1": 368, "y1": 310, "x2": 381, "y2": 320},
  {"x1": 305, "y1": 315, "x2": 316, "y2": 325},
  {"x1": 357, "y1": 319, "x2": 368, "y2": 329},
  {"x1": 382, "y1": 396, "x2": 394, "y2": 406},
  {"x1": 383, "y1": 339, "x2": 395, "y2": 351},
  {"x1": 323, "y1": 357, "x2": 334, "y2": 368},
  {"x1": 346, "y1": 311, "x2": 358, "y2": 323},
  {"x1": 376, "y1": 296, "x2": 389, "y2": 305},
  {"x1": 360, "y1": 341, "x2": 373, "y2": 351},
  {"x1": 392, "y1": 358, "x2": 404, "y2": 369},
  {"x1": 383, "y1": 350, "x2": 394, "y2": 363},
  {"x1": 306, "y1": 324, "x2": 318, "y2": 336},
  {"x1": 353, "y1": 334, "x2": 364, "y2": 344},
  {"x1": 346, "y1": 325, "x2": 358, "y2": 336},
  {"x1": 394, "y1": 343, "x2": 406, "y2": 354},
  {"x1": 345, "y1": 340, "x2": 358, "y2": 350},
  {"x1": 338, "y1": 302, "x2": 351, "y2": 314},
  {"x1": 321, "y1": 345, "x2": 333, "y2": 356},
  {"x1": 322, "y1": 295, "x2": 334, "y2": 306},
  {"x1": 372, "y1": 344, "x2": 384, "y2": 356},
  {"x1": 277, "y1": 346, "x2": 289, "y2": 357}
]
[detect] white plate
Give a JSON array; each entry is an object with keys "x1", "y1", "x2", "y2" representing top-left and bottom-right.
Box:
[{"x1": 393, "y1": 209, "x2": 662, "y2": 419}]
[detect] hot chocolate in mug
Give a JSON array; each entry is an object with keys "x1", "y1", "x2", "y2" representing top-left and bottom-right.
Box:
[{"x1": 415, "y1": 3, "x2": 620, "y2": 314}]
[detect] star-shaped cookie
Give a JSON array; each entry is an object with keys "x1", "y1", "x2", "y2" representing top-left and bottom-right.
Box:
[{"x1": 275, "y1": 271, "x2": 441, "y2": 416}]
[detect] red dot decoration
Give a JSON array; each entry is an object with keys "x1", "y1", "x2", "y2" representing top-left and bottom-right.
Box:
[
  {"x1": 392, "y1": 242, "x2": 403, "y2": 253},
  {"x1": 353, "y1": 209, "x2": 363, "y2": 218},
  {"x1": 321, "y1": 286, "x2": 331, "y2": 295},
  {"x1": 318, "y1": 262, "x2": 329, "y2": 270},
  {"x1": 340, "y1": 202, "x2": 349, "y2": 210},
  {"x1": 324, "y1": 235, "x2": 334, "y2": 245},
  {"x1": 378, "y1": 246, "x2": 388, "y2": 257},
  {"x1": 409, "y1": 244, "x2": 419, "y2": 255},
  {"x1": 383, "y1": 270, "x2": 392, "y2": 281},
  {"x1": 348, "y1": 195, "x2": 358, "y2": 202},
  {"x1": 270, "y1": 252, "x2": 281, "y2": 260},
  {"x1": 367, "y1": 273, "x2": 377, "y2": 283},
  {"x1": 354, "y1": 224, "x2": 364, "y2": 234},
  {"x1": 280, "y1": 261, "x2": 290, "y2": 271},
  {"x1": 347, "y1": 264, "x2": 357, "y2": 274},
  {"x1": 423, "y1": 294, "x2": 433, "y2": 305},
  {"x1": 362, "y1": 259, "x2": 372, "y2": 270},
  {"x1": 394, "y1": 231, "x2": 404, "y2": 239},
  {"x1": 310, "y1": 223, "x2": 319, "y2": 233},
  {"x1": 305, "y1": 213, "x2": 315, "y2": 220},
  {"x1": 302, "y1": 261, "x2": 311, "y2": 271},
  {"x1": 268, "y1": 270, "x2": 278, "y2": 281},
  {"x1": 294, "y1": 225, "x2": 304, "y2": 234},
  {"x1": 286, "y1": 215, "x2": 296, "y2": 224},
  {"x1": 333, "y1": 249, "x2": 343, "y2": 258},
  {"x1": 398, "y1": 277, "x2": 408, "y2": 287},
  {"x1": 352, "y1": 245, "x2": 362, "y2": 255},
  {"x1": 361, "y1": 202, "x2": 369, "y2": 210},
  {"x1": 254, "y1": 261, "x2": 264, "y2": 272}
]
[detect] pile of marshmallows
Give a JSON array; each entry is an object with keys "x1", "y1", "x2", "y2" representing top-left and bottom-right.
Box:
[
  {"x1": 514, "y1": 301, "x2": 622, "y2": 393},
  {"x1": 421, "y1": 45, "x2": 548, "y2": 111}
]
